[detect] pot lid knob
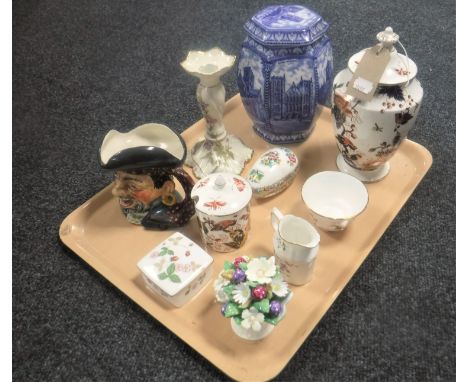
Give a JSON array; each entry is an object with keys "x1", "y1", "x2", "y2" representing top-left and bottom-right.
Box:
[
  {"x1": 214, "y1": 175, "x2": 226, "y2": 190},
  {"x1": 376, "y1": 27, "x2": 399, "y2": 50}
]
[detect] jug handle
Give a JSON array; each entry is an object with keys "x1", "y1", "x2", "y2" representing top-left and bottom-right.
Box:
[
  {"x1": 271, "y1": 207, "x2": 284, "y2": 232},
  {"x1": 169, "y1": 167, "x2": 195, "y2": 205}
]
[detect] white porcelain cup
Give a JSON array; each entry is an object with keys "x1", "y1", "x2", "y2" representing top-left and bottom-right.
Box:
[
  {"x1": 301, "y1": 171, "x2": 369, "y2": 231},
  {"x1": 271, "y1": 207, "x2": 320, "y2": 286}
]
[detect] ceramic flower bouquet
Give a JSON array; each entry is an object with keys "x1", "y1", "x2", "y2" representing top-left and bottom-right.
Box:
[{"x1": 214, "y1": 256, "x2": 292, "y2": 340}]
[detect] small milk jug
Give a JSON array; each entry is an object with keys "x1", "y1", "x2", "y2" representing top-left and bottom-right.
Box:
[{"x1": 271, "y1": 207, "x2": 320, "y2": 285}]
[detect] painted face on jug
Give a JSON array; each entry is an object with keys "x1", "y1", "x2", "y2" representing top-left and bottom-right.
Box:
[{"x1": 112, "y1": 171, "x2": 175, "y2": 211}]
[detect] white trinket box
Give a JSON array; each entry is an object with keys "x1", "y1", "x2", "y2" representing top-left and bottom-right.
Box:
[
  {"x1": 137, "y1": 232, "x2": 213, "y2": 307},
  {"x1": 247, "y1": 147, "x2": 299, "y2": 198}
]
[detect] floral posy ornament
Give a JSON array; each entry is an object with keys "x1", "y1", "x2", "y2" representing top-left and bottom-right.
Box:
[
  {"x1": 137, "y1": 232, "x2": 213, "y2": 307},
  {"x1": 213, "y1": 256, "x2": 292, "y2": 340}
]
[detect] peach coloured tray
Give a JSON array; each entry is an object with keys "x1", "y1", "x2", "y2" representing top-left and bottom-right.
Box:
[{"x1": 59, "y1": 94, "x2": 432, "y2": 381}]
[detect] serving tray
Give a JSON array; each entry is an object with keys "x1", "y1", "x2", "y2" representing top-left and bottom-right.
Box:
[{"x1": 59, "y1": 94, "x2": 432, "y2": 381}]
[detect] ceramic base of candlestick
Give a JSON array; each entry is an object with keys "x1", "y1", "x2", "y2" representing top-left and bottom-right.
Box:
[
  {"x1": 186, "y1": 135, "x2": 253, "y2": 178},
  {"x1": 336, "y1": 154, "x2": 390, "y2": 183}
]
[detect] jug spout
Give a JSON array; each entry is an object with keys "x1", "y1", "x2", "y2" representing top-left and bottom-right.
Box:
[{"x1": 271, "y1": 208, "x2": 320, "y2": 249}]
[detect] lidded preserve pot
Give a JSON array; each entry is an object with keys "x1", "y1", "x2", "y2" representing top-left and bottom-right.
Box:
[
  {"x1": 191, "y1": 173, "x2": 252, "y2": 252},
  {"x1": 238, "y1": 5, "x2": 333, "y2": 144},
  {"x1": 331, "y1": 27, "x2": 423, "y2": 182}
]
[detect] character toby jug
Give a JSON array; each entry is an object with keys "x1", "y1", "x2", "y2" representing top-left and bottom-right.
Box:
[{"x1": 99, "y1": 123, "x2": 196, "y2": 229}]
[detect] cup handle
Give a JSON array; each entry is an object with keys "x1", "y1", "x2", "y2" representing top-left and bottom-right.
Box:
[{"x1": 271, "y1": 207, "x2": 284, "y2": 232}]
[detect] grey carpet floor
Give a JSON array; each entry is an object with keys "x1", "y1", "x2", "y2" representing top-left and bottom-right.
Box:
[{"x1": 13, "y1": 0, "x2": 455, "y2": 380}]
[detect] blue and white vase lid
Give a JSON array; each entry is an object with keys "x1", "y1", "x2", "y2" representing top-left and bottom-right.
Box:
[{"x1": 244, "y1": 5, "x2": 329, "y2": 46}]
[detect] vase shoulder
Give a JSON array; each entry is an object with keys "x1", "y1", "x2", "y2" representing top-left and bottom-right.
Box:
[
  {"x1": 333, "y1": 69, "x2": 423, "y2": 112},
  {"x1": 242, "y1": 35, "x2": 331, "y2": 62}
]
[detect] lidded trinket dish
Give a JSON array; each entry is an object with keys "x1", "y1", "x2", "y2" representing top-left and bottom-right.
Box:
[
  {"x1": 331, "y1": 27, "x2": 423, "y2": 182},
  {"x1": 238, "y1": 5, "x2": 333, "y2": 143},
  {"x1": 247, "y1": 147, "x2": 299, "y2": 198},
  {"x1": 99, "y1": 123, "x2": 196, "y2": 229},
  {"x1": 191, "y1": 173, "x2": 252, "y2": 252},
  {"x1": 137, "y1": 232, "x2": 213, "y2": 307},
  {"x1": 214, "y1": 256, "x2": 292, "y2": 340}
]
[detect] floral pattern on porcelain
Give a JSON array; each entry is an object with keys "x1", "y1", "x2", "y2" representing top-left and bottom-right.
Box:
[
  {"x1": 137, "y1": 232, "x2": 213, "y2": 307},
  {"x1": 194, "y1": 178, "x2": 209, "y2": 190},
  {"x1": 196, "y1": 205, "x2": 250, "y2": 252},
  {"x1": 192, "y1": 173, "x2": 252, "y2": 252},
  {"x1": 247, "y1": 147, "x2": 299, "y2": 198},
  {"x1": 275, "y1": 234, "x2": 286, "y2": 252},
  {"x1": 271, "y1": 207, "x2": 320, "y2": 285},
  {"x1": 238, "y1": 5, "x2": 333, "y2": 144},
  {"x1": 283, "y1": 147, "x2": 297, "y2": 166},
  {"x1": 332, "y1": 28, "x2": 423, "y2": 182},
  {"x1": 260, "y1": 151, "x2": 281, "y2": 167},
  {"x1": 203, "y1": 200, "x2": 227, "y2": 210},
  {"x1": 308, "y1": 212, "x2": 350, "y2": 232},
  {"x1": 181, "y1": 48, "x2": 253, "y2": 178},
  {"x1": 395, "y1": 67, "x2": 411, "y2": 76},
  {"x1": 248, "y1": 169, "x2": 264, "y2": 183},
  {"x1": 331, "y1": 71, "x2": 422, "y2": 172},
  {"x1": 275, "y1": 256, "x2": 301, "y2": 280},
  {"x1": 233, "y1": 177, "x2": 247, "y2": 192},
  {"x1": 251, "y1": 171, "x2": 297, "y2": 199}
]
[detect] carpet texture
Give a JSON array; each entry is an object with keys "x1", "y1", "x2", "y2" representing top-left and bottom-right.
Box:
[{"x1": 13, "y1": 0, "x2": 455, "y2": 380}]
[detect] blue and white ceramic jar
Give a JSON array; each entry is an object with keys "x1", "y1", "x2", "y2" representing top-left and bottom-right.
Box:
[{"x1": 238, "y1": 5, "x2": 333, "y2": 144}]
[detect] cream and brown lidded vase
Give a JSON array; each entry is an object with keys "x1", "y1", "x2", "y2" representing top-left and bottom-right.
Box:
[
  {"x1": 331, "y1": 27, "x2": 423, "y2": 182},
  {"x1": 191, "y1": 173, "x2": 252, "y2": 252}
]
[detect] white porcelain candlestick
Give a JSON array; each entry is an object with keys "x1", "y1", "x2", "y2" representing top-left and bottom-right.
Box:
[{"x1": 181, "y1": 48, "x2": 253, "y2": 178}]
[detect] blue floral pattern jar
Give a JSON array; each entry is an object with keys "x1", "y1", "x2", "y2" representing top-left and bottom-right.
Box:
[{"x1": 238, "y1": 5, "x2": 333, "y2": 144}]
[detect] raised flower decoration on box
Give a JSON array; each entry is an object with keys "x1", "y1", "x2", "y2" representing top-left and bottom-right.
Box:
[{"x1": 214, "y1": 256, "x2": 292, "y2": 340}]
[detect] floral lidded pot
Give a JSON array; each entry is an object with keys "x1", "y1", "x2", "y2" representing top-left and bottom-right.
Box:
[
  {"x1": 191, "y1": 173, "x2": 252, "y2": 252},
  {"x1": 332, "y1": 27, "x2": 423, "y2": 182},
  {"x1": 237, "y1": 5, "x2": 333, "y2": 144}
]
